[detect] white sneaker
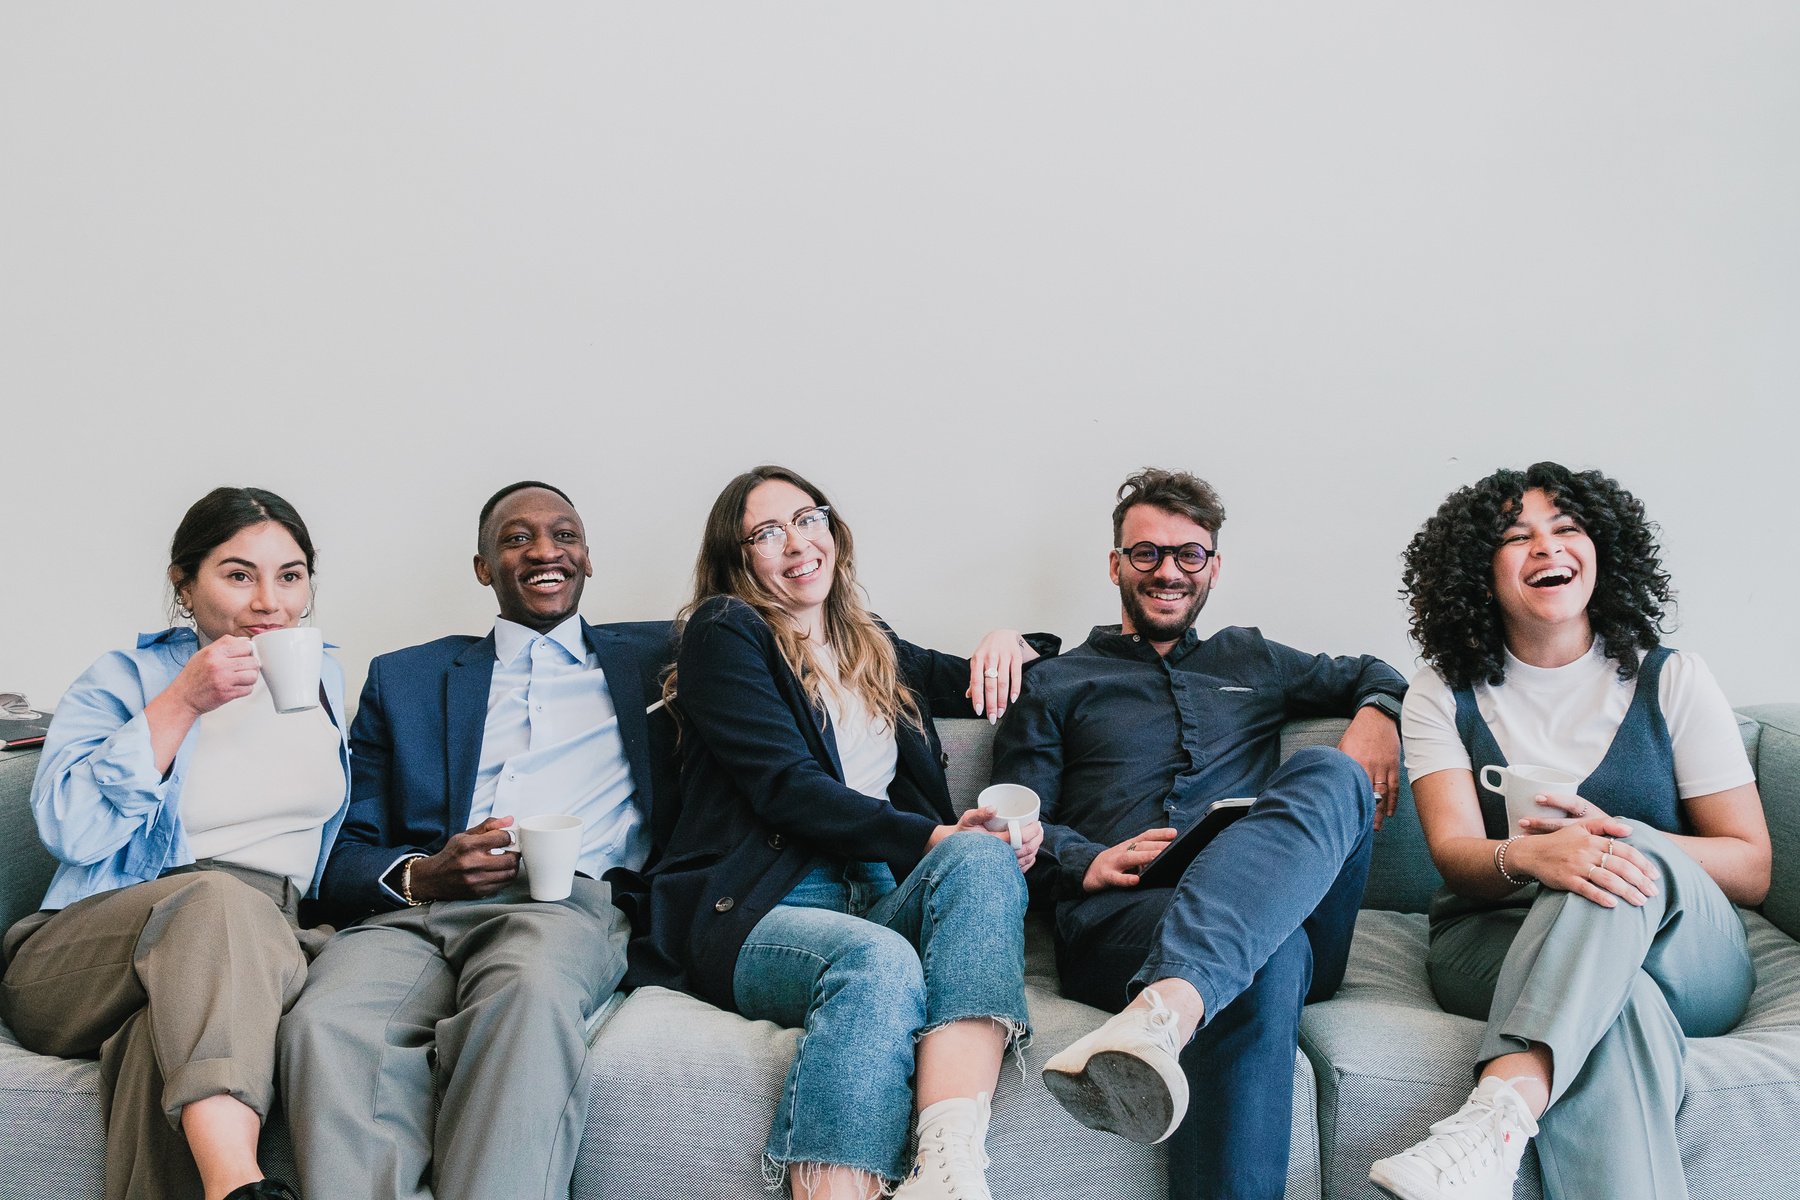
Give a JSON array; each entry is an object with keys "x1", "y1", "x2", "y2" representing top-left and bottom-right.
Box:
[
  {"x1": 1042, "y1": 986, "x2": 1188, "y2": 1144},
  {"x1": 1369, "y1": 1077, "x2": 1539, "y2": 1200},
  {"x1": 892, "y1": 1093, "x2": 992, "y2": 1200}
]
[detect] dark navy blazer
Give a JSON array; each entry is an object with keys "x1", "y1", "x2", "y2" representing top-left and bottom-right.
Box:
[
  {"x1": 318, "y1": 619, "x2": 677, "y2": 921},
  {"x1": 624, "y1": 595, "x2": 1054, "y2": 1012}
]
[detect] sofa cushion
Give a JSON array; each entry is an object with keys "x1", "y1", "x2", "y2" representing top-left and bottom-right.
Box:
[
  {"x1": 579, "y1": 985, "x2": 1173, "y2": 1198},
  {"x1": 0, "y1": 1018, "x2": 302, "y2": 1200},
  {"x1": 1301, "y1": 908, "x2": 1800, "y2": 1200},
  {"x1": 583, "y1": 984, "x2": 1324, "y2": 1200},
  {"x1": 0, "y1": 1020, "x2": 104, "y2": 1200}
]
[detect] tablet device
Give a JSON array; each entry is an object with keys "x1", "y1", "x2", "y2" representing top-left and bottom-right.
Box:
[{"x1": 1134, "y1": 796, "x2": 1255, "y2": 888}]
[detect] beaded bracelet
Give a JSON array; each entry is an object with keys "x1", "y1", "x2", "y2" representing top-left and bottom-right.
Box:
[
  {"x1": 1493, "y1": 837, "x2": 1534, "y2": 887},
  {"x1": 401, "y1": 855, "x2": 427, "y2": 906}
]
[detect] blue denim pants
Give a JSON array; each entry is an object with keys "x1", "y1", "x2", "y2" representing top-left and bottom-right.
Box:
[
  {"x1": 732, "y1": 832, "x2": 1031, "y2": 1185},
  {"x1": 1055, "y1": 746, "x2": 1376, "y2": 1200}
]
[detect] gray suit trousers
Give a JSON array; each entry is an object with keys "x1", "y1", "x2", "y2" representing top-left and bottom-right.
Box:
[
  {"x1": 1428, "y1": 825, "x2": 1754, "y2": 1200},
  {"x1": 278, "y1": 877, "x2": 629, "y2": 1200}
]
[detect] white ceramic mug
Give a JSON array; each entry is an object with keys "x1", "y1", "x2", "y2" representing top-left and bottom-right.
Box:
[
  {"x1": 250, "y1": 627, "x2": 323, "y2": 714},
  {"x1": 500, "y1": 814, "x2": 585, "y2": 902},
  {"x1": 1480, "y1": 763, "x2": 1582, "y2": 831},
  {"x1": 978, "y1": 783, "x2": 1040, "y2": 850}
]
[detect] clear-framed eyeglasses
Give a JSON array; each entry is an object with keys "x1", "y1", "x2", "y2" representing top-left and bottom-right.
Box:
[
  {"x1": 743, "y1": 506, "x2": 833, "y2": 559},
  {"x1": 1116, "y1": 541, "x2": 1216, "y2": 574}
]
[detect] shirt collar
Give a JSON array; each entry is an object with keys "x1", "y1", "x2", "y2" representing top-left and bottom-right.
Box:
[
  {"x1": 139, "y1": 627, "x2": 198, "y2": 650},
  {"x1": 1084, "y1": 623, "x2": 1202, "y2": 661},
  {"x1": 493, "y1": 614, "x2": 588, "y2": 666}
]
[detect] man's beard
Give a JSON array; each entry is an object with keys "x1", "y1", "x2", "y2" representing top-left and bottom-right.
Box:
[{"x1": 1119, "y1": 576, "x2": 1207, "y2": 644}]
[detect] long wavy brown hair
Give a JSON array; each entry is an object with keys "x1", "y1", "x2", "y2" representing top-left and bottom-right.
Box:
[{"x1": 664, "y1": 465, "x2": 920, "y2": 733}]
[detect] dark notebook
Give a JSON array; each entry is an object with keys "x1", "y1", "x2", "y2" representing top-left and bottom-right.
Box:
[{"x1": 1134, "y1": 796, "x2": 1255, "y2": 888}]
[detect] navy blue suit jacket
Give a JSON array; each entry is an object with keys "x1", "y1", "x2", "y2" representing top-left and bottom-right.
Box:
[{"x1": 319, "y1": 619, "x2": 677, "y2": 921}]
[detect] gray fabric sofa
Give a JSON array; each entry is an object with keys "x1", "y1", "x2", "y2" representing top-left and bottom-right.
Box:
[{"x1": 3, "y1": 705, "x2": 1798, "y2": 1199}]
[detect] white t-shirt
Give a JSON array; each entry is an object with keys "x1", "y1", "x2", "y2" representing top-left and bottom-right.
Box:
[
  {"x1": 181, "y1": 674, "x2": 345, "y2": 892},
  {"x1": 1402, "y1": 641, "x2": 1753, "y2": 801},
  {"x1": 816, "y1": 647, "x2": 900, "y2": 802}
]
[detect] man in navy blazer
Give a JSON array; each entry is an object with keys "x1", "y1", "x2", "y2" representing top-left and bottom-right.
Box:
[{"x1": 279, "y1": 482, "x2": 674, "y2": 1200}]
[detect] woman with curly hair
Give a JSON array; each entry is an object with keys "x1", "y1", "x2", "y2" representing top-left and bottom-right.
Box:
[{"x1": 1370, "y1": 462, "x2": 1770, "y2": 1200}]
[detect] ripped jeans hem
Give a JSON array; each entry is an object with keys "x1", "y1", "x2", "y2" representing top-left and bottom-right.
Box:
[{"x1": 761, "y1": 1154, "x2": 899, "y2": 1197}]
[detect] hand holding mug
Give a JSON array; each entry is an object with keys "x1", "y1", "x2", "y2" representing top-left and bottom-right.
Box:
[
  {"x1": 410, "y1": 816, "x2": 520, "y2": 901},
  {"x1": 930, "y1": 802, "x2": 1046, "y2": 873},
  {"x1": 1480, "y1": 764, "x2": 1584, "y2": 832},
  {"x1": 1516, "y1": 792, "x2": 1616, "y2": 832},
  {"x1": 170, "y1": 636, "x2": 261, "y2": 715}
]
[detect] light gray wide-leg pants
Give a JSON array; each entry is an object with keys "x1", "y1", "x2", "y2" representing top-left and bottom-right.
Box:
[
  {"x1": 1427, "y1": 825, "x2": 1754, "y2": 1200},
  {"x1": 278, "y1": 877, "x2": 628, "y2": 1200}
]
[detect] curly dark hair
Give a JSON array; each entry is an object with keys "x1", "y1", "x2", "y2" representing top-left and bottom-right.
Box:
[{"x1": 1401, "y1": 462, "x2": 1673, "y2": 689}]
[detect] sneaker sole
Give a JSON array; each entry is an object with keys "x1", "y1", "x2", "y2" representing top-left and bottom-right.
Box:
[
  {"x1": 1367, "y1": 1159, "x2": 1439, "y2": 1200},
  {"x1": 1043, "y1": 1050, "x2": 1182, "y2": 1144}
]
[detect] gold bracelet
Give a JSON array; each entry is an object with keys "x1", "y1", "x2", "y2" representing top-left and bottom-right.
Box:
[
  {"x1": 1493, "y1": 837, "x2": 1533, "y2": 887},
  {"x1": 401, "y1": 855, "x2": 426, "y2": 906}
]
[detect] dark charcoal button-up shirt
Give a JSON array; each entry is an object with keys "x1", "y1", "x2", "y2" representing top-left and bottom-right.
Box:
[{"x1": 993, "y1": 624, "x2": 1405, "y2": 900}]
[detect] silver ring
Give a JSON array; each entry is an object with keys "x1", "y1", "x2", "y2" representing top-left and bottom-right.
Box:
[
  {"x1": 1129, "y1": 841, "x2": 1138, "y2": 852},
  {"x1": 1606, "y1": 838, "x2": 1616, "y2": 855},
  {"x1": 1600, "y1": 853, "x2": 1612, "y2": 873},
  {"x1": 983, "y1": 667, "x2": 1000, "y2": 679}
]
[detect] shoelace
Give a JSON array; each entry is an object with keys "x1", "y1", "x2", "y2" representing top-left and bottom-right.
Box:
[
  {"x1": 917, "y1": 1124, "x2": 991, "y2": 1197},
  {"x1": 1406, "y1": 1093, "x2": 1515, "y2": 1184},
  {"x1": 1139, "y1": 986, "x2": 1183, "y2": 1057}
]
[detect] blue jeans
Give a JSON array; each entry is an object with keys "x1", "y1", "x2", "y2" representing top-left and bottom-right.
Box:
[
  {"x1": 732, "y1": 832, "x2": 1031, "y2": 1184},
  {"x1": 1055, "y1": 746, "x2": 1375, "y2": 1200}
]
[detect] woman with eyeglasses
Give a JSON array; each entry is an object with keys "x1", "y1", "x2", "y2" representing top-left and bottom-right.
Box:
[
  {"x1": 0, "y1": 488, "x2": 350, "y2": 1200},
  {"x1": 626, "y1": 465, "x2": 1053, "y2": 1200},
  {"x1": 1369, "y1": 463, "x2": 1769, "y2": 1200}
]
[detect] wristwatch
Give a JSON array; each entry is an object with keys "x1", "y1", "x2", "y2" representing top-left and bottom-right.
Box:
[{"x1": 1359, "y1": 693, "x2": 1403, "y2": 724}]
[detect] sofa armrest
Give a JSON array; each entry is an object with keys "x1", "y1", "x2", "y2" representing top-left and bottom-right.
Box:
[
  {"x1": 0, "y1": 749, "x2": 53, "y2": 937},
  {"x1": 1742, "y1": 704, "x2": 1800, "y2": 940}
]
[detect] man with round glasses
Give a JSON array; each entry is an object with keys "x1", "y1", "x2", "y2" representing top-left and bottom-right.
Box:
[{"x1": 992, "y1": 466, "x2": 1405, "y2": 1200}]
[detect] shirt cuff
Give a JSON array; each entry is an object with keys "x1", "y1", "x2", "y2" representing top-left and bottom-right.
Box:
[
  {"x1": 378, "y1": 851, "x2": 425, "y2": 905},
  {"x1": 1053, "y1": 842, "x2": 1104, "y2": 901}
]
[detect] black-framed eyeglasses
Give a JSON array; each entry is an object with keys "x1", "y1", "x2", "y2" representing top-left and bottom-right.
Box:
[
  {"x1": 743, "y1": 506, "x2": 832, "y2": 559},
  {"x1": 1116, "y1": 541, "x2": 1215, "y2": 574}
]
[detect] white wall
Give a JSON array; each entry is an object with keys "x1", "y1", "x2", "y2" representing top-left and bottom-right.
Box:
[{"x1": 4, "y1": 4, "x2": 1797, "y2": 714}]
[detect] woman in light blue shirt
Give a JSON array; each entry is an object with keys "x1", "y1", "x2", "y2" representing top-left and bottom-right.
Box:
[{"x1": 0, "y1": 487, "x2": 350, "y2": 1200}]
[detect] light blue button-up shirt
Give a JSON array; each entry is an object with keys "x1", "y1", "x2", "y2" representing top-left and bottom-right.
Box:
[
  {"x1": 28, "y1": 628, "x2": 352, "y2": 911},
  {"x1": 469, "y1": 615, "x2": 648, "y2": 882}
]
